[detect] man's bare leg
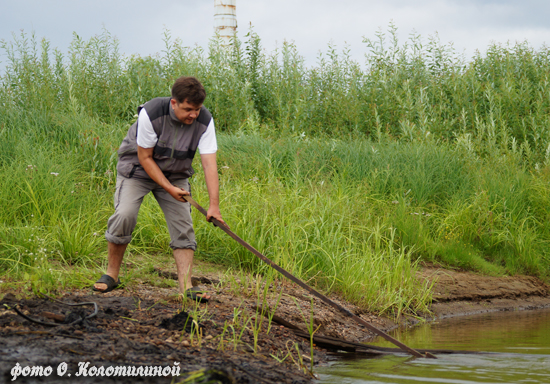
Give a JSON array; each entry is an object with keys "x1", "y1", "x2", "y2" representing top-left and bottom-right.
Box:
[
  {"x1": 94, "y1": 242, "x2": 127, "y2": 291},
  {"x1": 173, "y1": 248, "x2": 211, "y2": 300}
]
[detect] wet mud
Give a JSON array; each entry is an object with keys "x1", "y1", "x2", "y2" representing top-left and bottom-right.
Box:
[
  {"x1": 0, "y1": 289, "x2": 316, "y2": 384},
  {"x1": 1, "y1": 264, "x2": 549, "y2": 383}
]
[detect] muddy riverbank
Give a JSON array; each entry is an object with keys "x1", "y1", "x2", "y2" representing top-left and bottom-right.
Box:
[
  {"x1": 420, "y1": 264, "x2": 550, "y2": 320},
  {"x1": 1, "y1": 262, "x2": 549, "y2": 383}
]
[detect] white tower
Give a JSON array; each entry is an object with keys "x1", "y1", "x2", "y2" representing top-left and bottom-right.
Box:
[{"x1": 214, "y1": 0, "x2": 237, "y2": 45}]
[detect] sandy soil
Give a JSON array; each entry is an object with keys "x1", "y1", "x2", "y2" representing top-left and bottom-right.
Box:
[{"x1": 1, "y1": 262, "x2": 549, "y2": 384}]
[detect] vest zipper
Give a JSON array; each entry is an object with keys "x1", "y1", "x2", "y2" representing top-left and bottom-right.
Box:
[{"x1": 170, "y1": 124, "x2": 180, "y2": 164}]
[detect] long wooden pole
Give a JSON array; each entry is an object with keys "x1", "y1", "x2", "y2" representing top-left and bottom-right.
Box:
[{"x1": 184, "y1": 195, "x2": 435, "y2": 359}]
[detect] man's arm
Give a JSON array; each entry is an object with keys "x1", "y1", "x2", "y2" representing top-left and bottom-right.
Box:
[
  {"x1": 137, "y1": 146, "x2": 190, "y2": 202},
  {"x1": 200, "y1": 152, "x2": 225, "y2": 224}
]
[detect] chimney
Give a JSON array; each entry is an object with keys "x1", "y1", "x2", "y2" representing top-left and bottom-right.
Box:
[{"x1": 214, "y1": 0, "x2": 237, "y2": 45}]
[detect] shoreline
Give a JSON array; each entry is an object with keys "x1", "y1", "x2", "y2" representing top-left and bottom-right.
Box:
[{"x1": 1, "y1": 263, "x2": 549, "y2": 383}]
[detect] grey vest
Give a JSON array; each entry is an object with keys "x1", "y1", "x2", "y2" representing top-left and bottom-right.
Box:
[{"x1": 116, "y1": 97, "x2": 212, "y2": 180}]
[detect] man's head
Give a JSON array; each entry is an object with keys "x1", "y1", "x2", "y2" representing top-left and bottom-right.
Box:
[
  {"x1": 171, "y1": 76, "x2": 206, "y2": 124},
  {"x1": 171, "y1": 76, "x2": 206, "y2": 105}
]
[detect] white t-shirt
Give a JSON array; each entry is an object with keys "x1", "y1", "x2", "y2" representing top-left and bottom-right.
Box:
[{"x1": 136, "y1": 108, "x2": 218, "y2": 154}]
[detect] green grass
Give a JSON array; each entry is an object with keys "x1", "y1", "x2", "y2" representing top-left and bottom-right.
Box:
[{"x1": 1, "y1": 25, "x2": 550, "y2": 317}]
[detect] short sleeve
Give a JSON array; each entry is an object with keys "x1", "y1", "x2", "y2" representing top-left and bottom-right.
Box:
[
  {"x1": 197, "y1": 119, "x2": 218, "y2": 154},
  {"x1": 136, "y1": 109, "x2": 158, "y2": 148}
]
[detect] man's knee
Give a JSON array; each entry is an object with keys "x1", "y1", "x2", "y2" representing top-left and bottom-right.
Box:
[{"x1": 106, "y1": 207, "x2": 139, "y2": 244}]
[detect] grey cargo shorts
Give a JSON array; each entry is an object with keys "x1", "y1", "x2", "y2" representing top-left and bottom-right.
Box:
[{"x1": 105, "y1": 174, "x2": 196, "y2": 250}]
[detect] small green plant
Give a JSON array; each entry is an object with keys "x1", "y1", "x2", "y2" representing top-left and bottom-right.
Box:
[
  {"x1": 215, "y1": 320, "x2": 231, "y2": 352},
  {"x1": 215, "y1": 303, "x2": 252, "y2": 352},
  {"x1": 270, "y1": 341, "x2": 308, "y2": 374},
  {"x1": 293, "y1": 297, "x2": 322, "y2": 375},
  {"x1": 249, "y1": 274, "x2": 283, "y2": 353},
  {"x1": 179, "y1": 296, "x2": 211, "y2": 347},
  {"x1": 288, "y1": 341, "x2": 309, "y2": 376}
]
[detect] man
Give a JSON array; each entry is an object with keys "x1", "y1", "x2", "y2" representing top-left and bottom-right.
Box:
[{"x1": 93, "y1": 76, "x2": 224, "y2": 302}]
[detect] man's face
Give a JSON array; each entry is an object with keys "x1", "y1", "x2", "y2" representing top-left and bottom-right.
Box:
[{"x1": 171, "y1": 99, "x2": 202, "y2": 125}]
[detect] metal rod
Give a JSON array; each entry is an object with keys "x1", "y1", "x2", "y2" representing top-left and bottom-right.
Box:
[
  {"x1": 184, "y1": 195, "x2": 435, "y2": 358},
  {"x1": 10, "y1": 295, "x2": 98, "y2": 327}
]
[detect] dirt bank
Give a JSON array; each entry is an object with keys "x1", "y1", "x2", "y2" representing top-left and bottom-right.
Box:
[
  {"x1": 419, "y1": 264, "x2": 550, "y2": 320},
  {"x1": 1, "y1": 263, "x2": 549, "y2": 384}
]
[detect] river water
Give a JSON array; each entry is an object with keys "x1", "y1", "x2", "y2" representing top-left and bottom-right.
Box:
[{"x1": 317, "y1": 307, "x2": 550, "y2": 384}]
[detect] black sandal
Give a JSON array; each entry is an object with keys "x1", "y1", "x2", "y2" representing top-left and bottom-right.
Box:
[
  {"x1": 185, "y1": 287, "x2": 210, "y2": 303},
  {"x1": 92, "y1": 274, "x2": 121, "y2": 293}
]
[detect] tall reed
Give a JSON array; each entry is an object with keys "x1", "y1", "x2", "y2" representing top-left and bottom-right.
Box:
[{"x1": 3, "y1": 25, "x2": 550, "y2": 164}]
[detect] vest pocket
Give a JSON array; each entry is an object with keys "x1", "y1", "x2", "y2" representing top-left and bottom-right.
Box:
[{"x1": 128, "y1": 164, "x2": 139, "y2": 178}]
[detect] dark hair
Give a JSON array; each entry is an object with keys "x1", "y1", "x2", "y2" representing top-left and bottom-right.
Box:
[{"x1": 171, "y1": 76, "x2": 206, "y2": 105}]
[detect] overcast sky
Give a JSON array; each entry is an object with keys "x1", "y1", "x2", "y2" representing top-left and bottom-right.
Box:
[{"x1": 2, "y1": 0, "x2": 550, "y2": 68}]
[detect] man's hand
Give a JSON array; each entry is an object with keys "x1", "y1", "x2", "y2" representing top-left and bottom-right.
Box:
[
  {"x1": 200, "y1": 152, "x2": 226, "y2": 227},
  {"x1": 168, "y1": 185, "x2": 190, "y2": 202},
  {"x1": 207, "y1": 206, "x2": 227, "y2": 227}
]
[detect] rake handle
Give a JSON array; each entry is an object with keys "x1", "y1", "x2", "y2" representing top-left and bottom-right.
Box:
[{"x1": 183, "y1": 195, "x2": 434, "y2": 359}]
